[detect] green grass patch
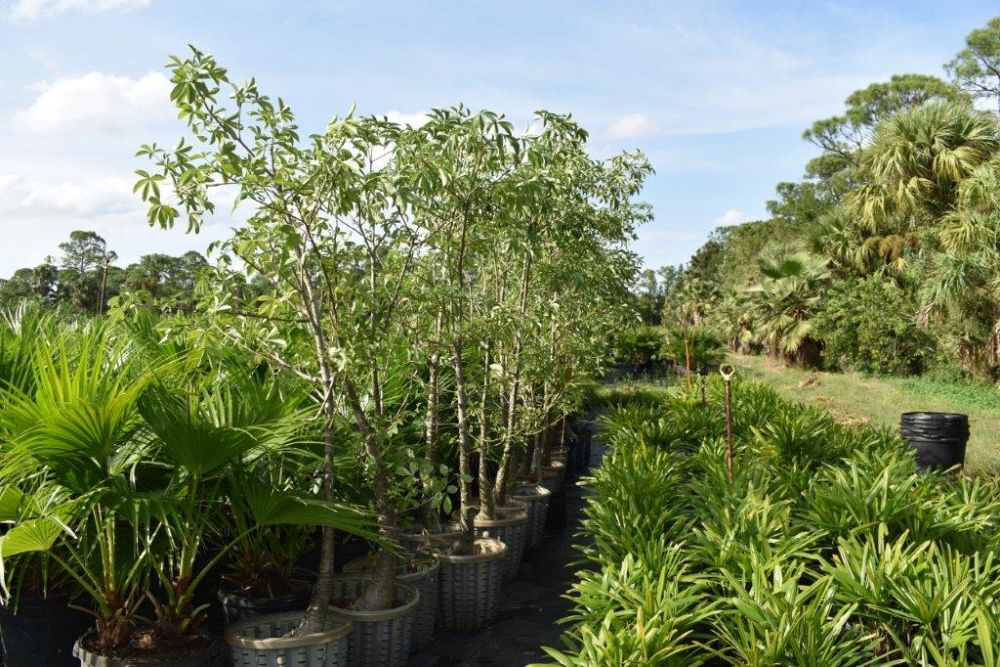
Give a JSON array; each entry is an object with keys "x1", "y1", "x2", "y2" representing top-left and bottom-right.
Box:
[{"x1": 734, "y1": 354, "x2": 1000, "y2": 470}]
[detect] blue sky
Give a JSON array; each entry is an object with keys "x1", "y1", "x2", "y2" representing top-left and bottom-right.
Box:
[{"x1": 0, "y1": 0, "x2": 997, "y2": 277}]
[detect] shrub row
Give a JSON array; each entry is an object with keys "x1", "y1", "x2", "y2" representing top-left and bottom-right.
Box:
[{"x1": 537, "y1": 379, "x2": 1000, "y2": 665}]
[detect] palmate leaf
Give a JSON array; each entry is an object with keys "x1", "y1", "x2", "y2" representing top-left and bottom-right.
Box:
[
  {"x1": 0, "y1": 487, "x2": 26, "y2": 522},
  {"x1": 140, "y1": 380, "x2": 307, "y2": 477},
  {"x1": 247, "y1": 493, "x2": 378, "y2": 543},
  {"x1": 0, "y1": 517, "x2": 64, "y2": 558},
  {"x1": 0, "y1": 326, "x2": 170, "y2": 489}
]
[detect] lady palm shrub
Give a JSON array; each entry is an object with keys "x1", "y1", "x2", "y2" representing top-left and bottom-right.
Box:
[
  {"x1": 577, "y1": 441, "x2": 693, "y2": 569},
  {"x1": 600, "y1": 403, "x2": 712, "y2": 454},
  {"x1": 711, "y1": 565, "x2": 882, "y2": 666},
  {"x1": 796, "y1": 447, "x2": 996, "y2": 551},
  {"x1": 826, "y1": 533, "x2": 1000, "y2": 664},
  {"x1": 538, "y1": 546, "x2": 715, "y2": 667},
  {"x1": 752, "y1": 405, "x2": 848, "y2": 472},
  {"x1": 688, "y1": 488, "x2": 824, "y2": 578}
]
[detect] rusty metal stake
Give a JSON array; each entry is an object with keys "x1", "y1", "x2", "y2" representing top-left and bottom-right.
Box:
[{"x1": 720, "y1": 363, "x2": 735, "y2": 482}]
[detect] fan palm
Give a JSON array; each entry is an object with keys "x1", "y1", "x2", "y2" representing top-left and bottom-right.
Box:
[
  {"x1": 850, "y1": 102, "x2": 998, "y2": 233},
  {"x1": 745, "y1": 245, "x2": 829, "y2": 366},
  {"x1": 0, "y1": 325, "x2": 375, "y2": 651}
]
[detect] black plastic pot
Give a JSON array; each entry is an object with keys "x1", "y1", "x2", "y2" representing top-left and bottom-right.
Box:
[
  {"x1": 900, "y1": 412, "x2": 969, "y2": 470},
  {"x1": 217, "y1": 569, "x2": 315, "y2": 625},
  {"x1": 545, "y1": 489, "x2": 567, "y2": 531},
  {"x1": 0, "y1": 597, "x2": 92, "y2": 667}
]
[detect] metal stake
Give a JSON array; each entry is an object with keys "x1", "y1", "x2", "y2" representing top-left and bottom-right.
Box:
[{"x1": 720, "y1": 363, "x2": 735, "y2": 482}]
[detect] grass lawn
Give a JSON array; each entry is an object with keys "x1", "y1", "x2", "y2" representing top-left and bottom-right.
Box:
[{"x1": 734, "y1": 354, "x2": 1000, "y2": 471}]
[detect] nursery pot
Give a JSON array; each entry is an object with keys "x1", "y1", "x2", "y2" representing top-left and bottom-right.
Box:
[
  {"x1": 73, "y1": 631, "x2": 225, "y2": 667},
  {"x1": 541, "y1": 460, "x2": 567, "y2": 494},
  {"x1": 396, "y1": 522, "x2": 463, "y2": 556},
  {"x1": 519, "y1": 466, "x2": 561, "y2": 495},
  {"x1": 343, "y1": 555, "x2": 439, "y2": 652},
  {"x1": 509, "y1": 483, "x2": 551, "y2": 549},
  {"x1": 327, "y1": 575, "x2": 419, "y2": 667},
  {"x1": 545, "y1": 487, "x2": 568, "y2": 531},
  {"x1": 225, "y1": 611, "x2": 352, "y2": 667},
  {"x1": 434, "y1": 537, "x2": 506, "y2": 631},
  {"x1": 216, "y1": 568, "x2": 315, "y2": 625},
  {"x1": 0, "y1": 597, "x2": 92, "y2": 667},
  {"x1": 471, "y1": 502, "x2": 529, "y2": 582},
  {"x1": 900, "y1": 412, "x2": 969, "y2": 470}
]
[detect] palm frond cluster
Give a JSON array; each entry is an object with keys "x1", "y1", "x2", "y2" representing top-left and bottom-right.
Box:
[{"x1": 0, "y1": 305, "x2": 373, "y2": 652}]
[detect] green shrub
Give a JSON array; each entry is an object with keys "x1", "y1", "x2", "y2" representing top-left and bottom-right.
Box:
[
  {"x1": 711, "y1": 565, "x2": 881, "y2": 665},
  {"x1": 662, "y1": 326, "x2": 727, "y2": 372},
  {"x1": 815, "y1": 276, "x2": 934, "y2": 376},
  {"x1": 538, "y1": 547, "x2": 715, "y2": 666},
  {"x1": 613, "y1": 326, "x2": 666, "y2": 365}
]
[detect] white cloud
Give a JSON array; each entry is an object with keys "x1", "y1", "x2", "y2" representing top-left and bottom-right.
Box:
[
  {"x1": 605, "y1": 113, "x2": 662, "y2": 140},
  {"x1": 0, "y1": 172, "x2": 136, "y2": 217},
  {"x1": 9, "y1": 0, "x2": 151, "y2": 21},
  {"x1": 714, "y1": 209, "x2": 752, "y2": 227},
  {"x1": 385, "y1": 110, "x2": 429, "y2": 127},
  {"x1": 13, "y1": 71, "x2": 171, "y2": 135}
]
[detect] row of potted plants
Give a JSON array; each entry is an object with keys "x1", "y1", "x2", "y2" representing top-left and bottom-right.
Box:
[
  {"x1": 1, "y1": 47, "x2": 648, "y2": 666},
  {"x1": 0, "y1": 312, "x2": 593, "y2": 665}
]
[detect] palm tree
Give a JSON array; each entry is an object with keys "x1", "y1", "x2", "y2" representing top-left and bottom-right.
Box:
[
  {"x1": 850, "y1": 102, "x2": 998, "y2": 233},
  {"x1": 745, "y1": 245, "x2": 830, "y2": 367}
]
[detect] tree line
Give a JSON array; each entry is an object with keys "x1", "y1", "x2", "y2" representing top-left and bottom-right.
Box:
[
  {"x1": 0, "y1": 230, "x2": 210, "y2": 313},
  {"x1": 662, "y1": 16, "x2": 1000, "y2": 381}
]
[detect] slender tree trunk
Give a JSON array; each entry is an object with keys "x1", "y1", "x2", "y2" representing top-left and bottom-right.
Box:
[
  {"x1": 493, "y1": 256, "x2": 531, "y2": 505},
  {"x1": 295, "y1": 408, "x2": 337, "y2": 634},
  {"x1": 343, "y1": 375, "x2": 398, "y2": 611},
  {"x1": 293, "y1": 255, "x2": 339, "y2": 635},
  {"x1": 422, "y1": 338, "x2": 443, "y2": 531},
  {"x1": 452, "y1": 338, "x2": 476, "y2": 554},
  {"x1": 476, "y1": 343, "x2": 495, "y2": 520}
]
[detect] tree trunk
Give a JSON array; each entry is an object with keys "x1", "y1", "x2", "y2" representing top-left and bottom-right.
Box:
[
  {"x1": 451, "y1": 339, "x2": 476, "y2": 555},
  {"x1": 476, "y1": 343, "x2": 495, "y2": 521},
  {"x1": 422, "y1": 340, "x2": 443, "y2": 531},
  {"x1": 293, "y1": 415, "x2": 337, "y2": 635}
]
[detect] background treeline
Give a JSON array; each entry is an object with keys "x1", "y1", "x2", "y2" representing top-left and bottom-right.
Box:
[
  {"x1": 652, "y1": 16, "x2": 1000, "y2": 381},
  {"x1": 0, "y1": 230, "x2": 214, "y2": 314}
]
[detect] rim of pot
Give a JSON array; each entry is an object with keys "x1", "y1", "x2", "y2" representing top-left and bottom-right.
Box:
[
  {"x1": 471, "y1": 507, "x2": 529, "y2": 528},
  {"x1": 467, "y1": 496, "x2": 528, "y2": 510},
  {"x1": 342, "y1": 553, "x2": 440, "y2": 581},
  {"x1": 224, "y1": 612, "x2": 353, "y2": 650},
  {"x1": 510, "y1": 483, "x2": 552, "y2": 501},
  {"x1": 326, "y1": 575, "x2": 421, "y2": 622},
  {"x1": 434, "y1": 537, "x2": 507, "y2": 564},
  {"x1": 397, "y1": 521, "x2": 463, "y2": 538}
]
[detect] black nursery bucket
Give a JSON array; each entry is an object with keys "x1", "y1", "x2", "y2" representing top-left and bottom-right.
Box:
[
  {"x1": 900, "y1": 412, "x2": 969, "y2": 470},
  {"x1": 0, "y1": 597, "x2": 93, "y2": 667}
]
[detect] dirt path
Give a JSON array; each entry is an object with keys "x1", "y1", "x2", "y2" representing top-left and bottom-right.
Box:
[{"x1": 408, "y1": 442, "x2": 602, "y2": 666}]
